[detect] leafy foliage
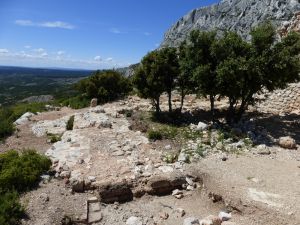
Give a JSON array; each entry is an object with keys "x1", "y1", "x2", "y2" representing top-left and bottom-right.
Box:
[
  {"x1": 0, "y1": 191, "x2": 24, "y2": 225},
  {"x1": 0, "y1": 150, "x2": 51, "y2": 192},
  {"x1": 0, "y1": 150, "x2": 51, "y2": 224},
  {"x1": 147, "y1": 130, "x2": 163, "y2": 141},
  {"x1": 60, "y1": 95, "x2": 90, "y2": 109},
  {"x1": 177, "y1": 23, "x2": 300, "y2": 122},
  {"x1": 76, "y1": 70, "x2": 132, "y2": 104},
  {"x1": 0, "y1": 102, "x2": 46, "y2": 140},
  {"x1": 133, "y1": 47, "x2": 179, "y2": 113}
]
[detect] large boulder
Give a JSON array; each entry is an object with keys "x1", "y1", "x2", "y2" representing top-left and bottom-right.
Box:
[{"x1": 14, "y1": 112, "x2": 35, "y2": 125}]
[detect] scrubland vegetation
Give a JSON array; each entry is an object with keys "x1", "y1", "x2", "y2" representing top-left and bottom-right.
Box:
[
  {"x1": 0, "y1": 150, "x2": 51, "y2": 225},
  {"x1": 0, "y1": 102, "x2": 46, "y2": 140}
]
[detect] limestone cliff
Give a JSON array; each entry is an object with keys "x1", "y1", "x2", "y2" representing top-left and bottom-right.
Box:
[{"x1": 161, "y1": 0, "x2": 300, "y2": 47}]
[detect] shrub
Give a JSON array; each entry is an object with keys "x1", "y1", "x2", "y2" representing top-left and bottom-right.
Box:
[
  {"x1": 0, "y1": 150, "x2": 52, "y2": 192},
  {"x1": 61, "y1": 95, "x2": 89, "y2": 109},
  {"x1": 0, "y1": 191, "x2": 24, "y2": 225},
  {"x1": 162, "y1": 153, "x2": 178, "y2": 163},
  {"x1": 76, "y1": 70, "x2": 132, "y2": 104},
  {"x1": 0, "y1": 150, "x2": 51, "y2": 224},
  {"x1": 66, "y1": 115, "x2": 75, "y2": 131},
  {"x1": 0, "y1": 120, "x2": 14, "y2": 140},
  {"x1": 47, "y1": 133, "x2": 62, "y2": 143},
  {"x1": 0, "y1": 102, "x2": 47, "y2": 140},
  {"x1": 147, "y1": 130, "x2": 162, "y2": 141}
]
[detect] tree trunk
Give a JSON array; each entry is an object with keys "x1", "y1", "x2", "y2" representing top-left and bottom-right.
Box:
[
  {"x1": 180, "y1": 89, "x2": 185, "y2": 113},
  {"x1": 155, "y1": 97, "x2": 160, "y2": 115},
  {"x1": 227, "y1": 98, "x2": 235, "y2": 124},
  {"x1": 168, "y1": 91, "x2": 172, "y2": 113},
  {"x1": 210, "y1": 95, "x2": 215, "y2": 122},
  {"x1": 236, "y1": 95, "x2": 251, "y2": 122}
]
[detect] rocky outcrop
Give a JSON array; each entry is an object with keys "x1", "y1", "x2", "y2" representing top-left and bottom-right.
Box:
[
  {"x1": 21, "y1": 95, "x2": 54, "y2": 103},
  {"x1": 161, "y1": 0, "x2": 300, "y2": 47}
]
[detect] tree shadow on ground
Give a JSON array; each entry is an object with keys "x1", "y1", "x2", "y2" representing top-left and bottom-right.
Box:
[
  {"x1": 246, "y1": 111, "x2": 300, "y2": 144},
  {"x1": 151, "y1": 108, "x2": 227, "y2": 127}
]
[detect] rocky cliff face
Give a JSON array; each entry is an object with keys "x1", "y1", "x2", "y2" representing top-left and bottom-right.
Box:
[{"x1": 161, "y1": 0, "x2": 300, "y2": 47}]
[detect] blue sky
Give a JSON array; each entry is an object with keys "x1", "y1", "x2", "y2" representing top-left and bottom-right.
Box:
[{"x1": 0, "y1": 0, "x2": 219, "y2": 69}]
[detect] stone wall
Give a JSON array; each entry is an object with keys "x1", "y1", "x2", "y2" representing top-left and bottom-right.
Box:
[{"x1": 255, "y1": 82, "x2": 300, "y2": 114}]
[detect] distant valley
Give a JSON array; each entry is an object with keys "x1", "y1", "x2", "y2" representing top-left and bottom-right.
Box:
[{"x1": 0, "y1": 66, "x2": 92, "y2": 105}]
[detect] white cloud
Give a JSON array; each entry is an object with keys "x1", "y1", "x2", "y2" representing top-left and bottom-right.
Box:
[
  {"x1": 40, "y1": 52, "x2": 48, "y2": 57},
  {"x1": 15, "y1": 19, "x2": 75, "y2": 30},
  {"x1": 15, "y1": 20, "x2": 33, "y2": 26},
  {"x1": 144, "y1": 32, "x2": 152, "y2": 36},
  {"x1": 155, "y1": 43, "x2": 160, "y2": 47},
  {"x1": 33, "y1": 48, "x2": 45, "y2": 53},
  {"x1": 57, "y1": 51, "x2": 65, "y2": 55},
  {"x1": 94, "y1": 56, "x2": 102, "y2": 61},
  {"x1": 109, "y1": 28, "x2": 122, "y2": 34},
  {"x1": 24, "y1": 45, "x2": 31, "y2": 49},
  {"x1": 40, "y1": 21, "x2": 75, "y2": 29},
  {"x1": 0, "y1": 49, "x2": 9, "y2": 54},
  {"x1": 0, "y1": 49, "x2": 126, "y2": 70}
]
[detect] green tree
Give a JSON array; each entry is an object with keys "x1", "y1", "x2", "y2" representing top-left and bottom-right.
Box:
[
  {"x1": 215, "y1": 23, "x2": 300, "y2": 122},
  {"x1": 184, "y1": 30, "x2": 219, "y2": 120},
  {"x1": 133, "y1": 48, "x2": 179, "y2": 114},
  {"x1": 159, "y1": 47, "x2": 179, "y2": 113},
  {"x1": 212, "y1": 31, "x2": 252, "y2": 122},
  {"x1": 76, "y1": 70, "x2": 132, "y2": 104},
  {"x1": 177, "y1": 41, "x2": 196, "y2": 112},
  {"x1": 133, "y1": 51, "x2": 165, "y2": 114}
]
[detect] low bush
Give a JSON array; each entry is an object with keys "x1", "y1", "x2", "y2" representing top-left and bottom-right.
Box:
[
  {"x1": 0, "y1": 150, "x2": 51, "y2": 224},
  {"x1": 61, "y1": 95, "x2": 90, "y2": 109},
  {"x1": 76, "y1": 70, "x2": 132, "y2": 104},
  {"x1": 0, "y1": 102, "x2": 46, "y2": 140},
  {"x1": 147, "y1": 130, "x2": 163, "y2": 141},
  {"x1": 66, "y1": 115, "x2": 75, "y2": 131},
  {"x1": 0, "y1": 150, "x2": 52, "y2": 192},
  {"x1": 0, "y1": 191, "x2": 24, "y2": 225},
  {"x1": 0, "y1": 120, "x2": 14, "y2": 140},
  {"x1": 47, "y1": 133, "x2": 62, "y2": 143}
]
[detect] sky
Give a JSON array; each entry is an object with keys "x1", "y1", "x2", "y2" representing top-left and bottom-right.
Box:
[{"x1": 0, "y1": 0, "x2": 219, "y2": 70}]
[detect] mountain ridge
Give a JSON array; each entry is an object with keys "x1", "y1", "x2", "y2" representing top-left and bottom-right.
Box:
[{"x1": 161, "y1": 0, "x2": 300, "y2": 47}]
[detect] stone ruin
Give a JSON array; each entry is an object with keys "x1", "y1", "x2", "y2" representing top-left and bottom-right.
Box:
[{"x1": 255, "y1": 82, "x2": 300, "y2": 114}]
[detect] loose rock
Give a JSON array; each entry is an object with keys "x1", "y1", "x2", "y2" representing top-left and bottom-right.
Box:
[
  {"x1": 183, "y1": 217, "x2": 200, "y2": 225},
  {"x1": 200, "y1": 215, "x2": 222, "y2": 225},
  {"x1": 278, "y1": 136, "x2": 297, "y2": 149},
  {"x1": 126, "y1": 216, "x2": 143, "y2": 225}
]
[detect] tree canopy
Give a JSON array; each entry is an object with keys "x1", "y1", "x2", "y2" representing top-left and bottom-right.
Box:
[
  {"x1": 76, "y1": 70, "x2": 132, "y2": 104},
  {"x1": 133, "y1": 22, "x2": 300, "y2": 123}
]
